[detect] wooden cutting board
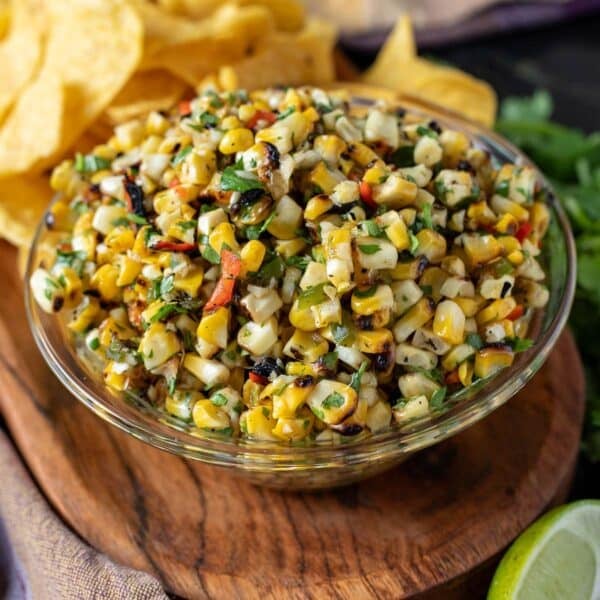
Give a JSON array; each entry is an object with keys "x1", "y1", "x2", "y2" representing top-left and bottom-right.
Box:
[{"x1": 0, "y1": 242, "x2": 585, "y2": 599}]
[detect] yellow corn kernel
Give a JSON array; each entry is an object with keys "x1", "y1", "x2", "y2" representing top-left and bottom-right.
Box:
[
  {"x1": 463, "y1": 234, "x2": 502, "y2": 267},
  {"x1": 289, "y1": 299, "x2": 319, "y2": 332},
  {"x1": 313, "y1": 134, "x2": 347, "y2": 166},
  {"x1": 439, "y1": 130, "x2": 470, "y2": 161},
  {"x1": 73, "y1": 211, "x2": 93, "y2": 236},
  {"x1": 474, "y1": 347, "x2": 514, "y2": 379},
  {"x1": 116, "y1": 256, "x2": 142, "y2": 287},
  {"x1": 385, "y1": 218, "x2": 410, "y2": 251},
  {"x1": 476, "y1": 297, "x2": 517, "y2": 325},
  {"x1": 492, "y1": 195, "x2": 530, "y2": 221},
  {"x1": 309, "y1": 161, "x2": 342, "y2": 194},
  {"x1": 146, "y1": 111, "x2": 170, "y2": 135},
  {"x1": 209, "y1": 221, "x2": 239, "y2": 253},
  {"x1": 90, "y1": 264, "x2": 120, "y2": 302},
  {"x1": 304, "y1": 195, "x2": 333, "y2": 220},
  {"x1": 238, "y1": 103, "x2": 256, "y2": 122},
  {"x1": 388, "y1": 257, "x2": 426, "y2": 281},
  {"x1": 285, "y1": 362, "x2": 318, "y2": 377},
  {"x1": 272, "y1": 382, "x2": 315, "y2": 419},
  {"x1": 467, "y1": 201, "x2": 496, "y2": 225},
  {"x1": 68, "y1": 297, "x2": 102, "y2": 333},
  {"x1": 303, "y1": 106, "x2": 320, "y2": 123},
  {"x1": 105, "y1": 226, "x2": 135, "y2": 252},
  {"x1": 46, "y1": 199, "x2": 73, "y2": 231},
  {"x1": 495, "y1": 213, "x2": 518, "y2": 235},
  {"x1": 165, "y1": 390, "x2": 203, "y2": 421},
  {"x1": 179, "y1": 148, "x2": 216, "y2": 186},
  {"x1": 348, "y1": 142, "x2": 380, "y2": 166},
  {"x1": 171, "y1": 266, "x2": 203, "y2": 297},
  {"x1": 366, "y1": 401, "x2": 392, "y2": 433},
  {"x1": 114, "y1": 120, "x2": 145, "y2": 151},
  {"x1": 192, "y1": 399, "x2": 230, "y2": 430},
  {"x1": 458, "y1": 360, "x2": 473, "y2": 386},
  {"x1": 433, "y1": 300, "x2": 465, "y2": 345},
  {"x1": 497, "y1": 235, "x2": 521, "y2": 255},
  {"x1": 272, "y1": 418, "x2": 311, "y2": 441},
  {"x1": 103, "y1": 362, "x2": 127, "y2": 391},
  {"x1": 363, "y1": 164, "x2": 389, "y2": 185},
  {"x1": 138, "y1": 322, "x2": 181, "y2": 370},
  {"x1": 356, "y1": 329, "x2": 394, "y2": 354},
  {"x1": 530, "y1": 201, "x2": 550, "y2": 238},
  {"x1": 373, "y1": 174, "x2": 418, "y2": 208},
  {"x1": 453, "y1": 296, "x2": 484, "y2": 318},
  {"x1": 243, "y1": 405, "x2": 277, "y2": 440},
  {"x1": 307, "y1": 380, "x2": 358, "y2": 425},
  {"x1": 197, "y1": 307, "x2": 229, "y2": 349},
  {"x1": 275, "y1": 238, "x2": 307, "y2": 259},
  {"x1": 416, "y1": 229, "x2": 447, "y2": 263},
  {"x1": 500, "y1": 318, "x2": 515, "y2": 338},
  {"x1": 98, "y1": 317, "x2": 132, "y2": 348},
  {"x1": 507, "y1": 249, "x2": 525, "y2": 266},
  {"x1": 242, "y1": 379, "x2": 263, "y2": 408},
  {"x1": 50, "y1": 160, "x2": 80, "y2": 196},
  {"x1": 220, "y1": 115, "x2": 241, "y2": 130},
  {"x1": 351, "y1": 284, "x2": 394, "y2": 316},
  {"x1": 240, "y1": 240, "x2": 266, "y2": 275},
  {"x1": 284, "y1": 329, "x2": 328, "y2": 363},
  {"x1": 218, "y1": 128, "x2": 254, "y2": 154}
]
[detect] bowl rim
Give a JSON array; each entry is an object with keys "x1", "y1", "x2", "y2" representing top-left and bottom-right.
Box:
[{"x1": 24, "y1": 94, "x2": 577, "y2": 470}]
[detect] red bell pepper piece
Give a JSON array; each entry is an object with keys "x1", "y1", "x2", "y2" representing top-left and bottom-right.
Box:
[
  {"x1": 515, "y1": 221, "x2": 532, "y2": 243},
  {"x1": 204, "y1": 250, "x2": 241, "y2": 312},
  {"x1": 178, "y1": 100, "x2": 192, "y2": 116},
  {"x1": 151, "y1": 240, "x2": 197, "y2": 252},
  {"x1": 249, "y1": 371, "x2": 269, "y2": 385},
  {"x1": 246, "y1": 110, "x2": 277, "y2": 129},
  {"x1": 168, "y1": 177, "x2": 181, "y2": 188},
  {"x1": 445, "y1": 369, "x2": 461, "y2": 386},
  {"x1": 507, "y1": 304, "x2": 525, "y2": 321},
  {"x1": 359, "y1": 181, "x2": 377, "y2": 209}
]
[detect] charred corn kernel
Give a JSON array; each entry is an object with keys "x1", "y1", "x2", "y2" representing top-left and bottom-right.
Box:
[
  {"x1": 103, "y1": 362, "x2": 127, "y2": 391},
  {"x1": 463, "y1": 234, "x2": 502, "y2": 267},
  {"x1": 50, "y1": 266, "x2": 82, "y2": 308},
  {"x1": 171, "y1": 266, "x2": 203, "y2": 297},
  {"x1": 389, "y1": 257, "x2": 427, "y2": 281},
  {"x1": 242, "y1": 379, "x2": 263, "y2": 408},
  {"x1": 283, "y1": 329, "x2": 328, "y2": 362},
  {"x1": 90, "y1": 264, "x2": 120, "y2": 302},
  {"x1": 351, "y1": 285, "x2": 394, "y2": 315},
  {"x1": 180, "y1": 148, "x2": 216, "y2": 186},
  {"x1": 393, "y1": 297, "x2": 435, "y2": 342},
  {"x1": 105, "y1": 226, "x2": 135, "y2": 252},
  {"x1": 29, "y1": 268, "x2": 65, "y2": 314},
  {"x1": 218, "y1": 128, "x2": 254, "y2": 154},
  {"x1": 304, "y1": 195, "x2": 333, "y2": 220},
  {"x1": 242, "y1": 405, "x2": 277, "y2": 440},
  {"x1": 474, "y1": 346, "x2": 514, "y2": 378},
  {"x1": 356, "y1": 329, "x2": 394, "y2": 354},
  {"x1": 67, "y1": 296, "x2": 102, "y2": 333},
  {"x1": 139, "y1": 322, "x2": 181, "y2": 370},
  {"x1": 209, "y1": 222, "x2": 239, "y2": 253},
  {"x1": 274, "y1": 237, "x2": 306, "y2": 259},
  {"x1": 495, "y1": 213, "x2": 518, "y2": 235},
  {"x1": 467, "y1": 201, "x2": 496, "y2": 225},
  {"x1": 373, "y1": 173, "x2": 418, "y2": 208},
  {"x1": 385, "y1": 218, "x2": 410, "y2": 251},
  {"x1": 366, "y1": 400, "x2": 392, "y2": 433},
  {"x1": 415, "y1": 229, "x2": 447, "y2": 263},
  {"x1": 458, "y1": 360, "x2": 473, "y2": 386},
  {"x1": 530, "y1": 201, "x2": 550, "y2": 237},
  {"x1": 272, "y1": 382, "x2": 314, "y2": 419},
  {"x1": 239, "y1": 240, "x2": 265, "y2": 275},
  {"x1": 272, "y1": 418, "x2": 311, "y2": 441},
  {"x1": 192, "y1": 399, "x2": 230, "y2": 430},
  {"x1": 433, "y1": 300, "x2": 465, "y2": 345},
  {"x1": 348, "y1": 142, "x2": 379, "y2": 166},
  {"x1": 309, "y1": 161, "x2": 343, "y2": 194},
  {"x1": 476, "y1": 297, "x2": 517, "y2": 325},
  {"x1": 439, "y1": 130, "x2": 470, "y2": 161},
  {"x1": 313, "y1": 134, "x2": 347, "y2": 166},
  {"x1": 116, "y1": 256, "x2": 141, "y2": 287},
  {"x1": 363, "y1": 164, "x2": 389, "y2": 185},
  {"x1": 197, "y1": 307, "x2": 229, "y2": 349},
  {"x1": 453, "y1": 296, "x2": 484, "y2": 317}
]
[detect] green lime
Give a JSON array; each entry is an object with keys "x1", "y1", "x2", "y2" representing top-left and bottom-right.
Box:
[{"x1": 488, "y1": 500, "x2": 600, "y2": 600}]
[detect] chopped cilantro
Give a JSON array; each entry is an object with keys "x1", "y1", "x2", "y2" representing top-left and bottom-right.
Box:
[
  {"x1": 220, "y1": 159, "x2": 264, "y2": 193},
  {"x1": 297, "y1": 283, "x2": 328, "y2": 309},
  {"x1": 171, "y1": 145, "x2": 193, "y2": 166},
  {"x1": 495, "y1": 179, "x2": 510, "y2": 197},
  {"x1": 88, "y1": 337, "x2": 100, "y2": 351},
  {"x1": 466, "y1": 333, "x2": 484, "y2": 350},
  {"x1": 276, "y1": 106, "x2": 296, "y2": 120},
  {"x1": 358, "y1": 243, "x2": 381, "y2": 255},
  {"x1": 245, "y1": 210, "x2": 276, "y2": 240},
  {"x1": 322, "y1": 392, "x2": 345, "y2": 409},
  {"x1": 353, "y1": 285, "x2": 377, "y2": 298},
  {"x1": 321, "y1": 351, "x2": 338, "y2": 371},
  {"x1": 409, "y1": 232, "x2": 420, "y2": 255},
  {"x1": 349, "y1": 361, "x2": 369, "y2": 393},
  {"x1": 363, "y1": 220, "x2": 385, "y2": 237},
  {"x1": 211, "y1": 392, "x2": 229, "y2": 407},
  {"x1": 508, "y1": 337, "x2": 534, "y2": 352},
  {"x1": 430, "y1": 387, "x2": 447, "y2": 410},
  {"x1": 74, "y1": 153, "x2": 111, "y2": 173}
]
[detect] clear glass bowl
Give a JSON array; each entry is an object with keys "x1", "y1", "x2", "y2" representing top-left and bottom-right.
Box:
[{"x1": 25, "y1": 96, "x2": 576, "y2": 490}]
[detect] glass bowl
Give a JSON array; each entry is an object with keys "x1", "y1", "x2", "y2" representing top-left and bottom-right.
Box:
[{"x1": 25, "y1": 95, "x2": 576, "y2": 490}]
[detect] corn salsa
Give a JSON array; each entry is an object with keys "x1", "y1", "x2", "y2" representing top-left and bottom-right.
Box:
[{"x1": 30, "y1": 86, "x2": 550, "y2": 442}]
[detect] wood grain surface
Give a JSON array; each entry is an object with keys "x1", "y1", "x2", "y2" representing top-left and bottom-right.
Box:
[{"x1": 0, "y1": 242, "x2": 585, "y2": 599}]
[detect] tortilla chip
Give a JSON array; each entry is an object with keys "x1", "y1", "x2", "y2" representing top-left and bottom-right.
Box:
[
  {"x1": 103, "y1": 70, "x2": 190, "y2": 126},
  {"x1": 0, "y1": 0, "x2": 10, "y2": 41},
  {"x1": 143, "y1": 4, "x2": 275, "y2": 86},
  {"x1": 214, "y1": 19, "x2": 336, "y2": 91},
  {"x1": 0, "y1": 71, "x2": 64, "y2": 176},
  {"x1": 363, "y1": 15, "x2": 416, "y2": 87},
  {"x1": 0, "y1": 0, "x2": 46, "y2": 125},
  {"x1": 0, "y1": 175, "x2": 53, "y2": 247}
]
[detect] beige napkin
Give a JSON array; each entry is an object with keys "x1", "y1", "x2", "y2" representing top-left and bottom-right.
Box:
[{"x1": 0, "y1": 430, "x2": 167, "y2": 600}]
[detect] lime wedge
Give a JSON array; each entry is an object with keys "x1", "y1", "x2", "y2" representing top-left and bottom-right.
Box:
[{"x1": 488, "y1": 500, "x2": 600, "y2": 600}]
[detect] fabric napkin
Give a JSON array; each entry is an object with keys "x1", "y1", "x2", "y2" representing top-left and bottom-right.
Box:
[{"x1": 0, "y1": 429, "x2": 167, "y2": 600}]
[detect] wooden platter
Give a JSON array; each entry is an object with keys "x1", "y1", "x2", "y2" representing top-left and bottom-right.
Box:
[{"x1": 0, "y1": 242, "x2": 585, "y2": 599}]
